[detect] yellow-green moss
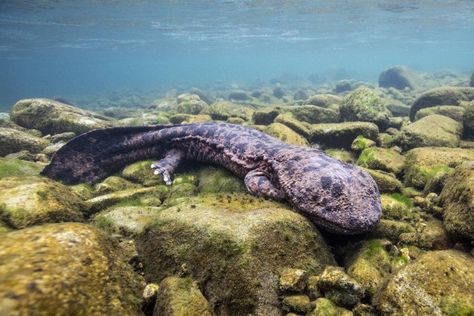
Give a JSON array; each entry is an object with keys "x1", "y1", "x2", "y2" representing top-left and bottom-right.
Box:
[{"x1": 0, "y1": 158, "x2": 44, "y2": 179}]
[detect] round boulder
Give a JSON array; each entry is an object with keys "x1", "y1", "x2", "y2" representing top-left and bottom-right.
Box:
[{"x1": 378, "y1": 66, "x2": 419, "y2": 90}]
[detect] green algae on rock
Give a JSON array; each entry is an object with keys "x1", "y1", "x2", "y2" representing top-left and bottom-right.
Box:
[
  {"x1": 378, "y1": 66, "x2": 420, "y2": 90},
  {"x1": 414, "y1": 105, "x2": 465, "y2": 122},
  {"x1": 286, "y1": 105, "x2": 339, "y2": 124},
  {"x1": 0, "y1": 127, "x2": 49, "y2": 156},
  {"x1": 340, "y1": 87, "x2": 392, "y2": 129},
  {"x1": 137, "y1": 193, "x2": 335, "y2": 315},
  {"x1": 356, "y1": 147, "x2": 405, "y2": 175},
  {"x1": 363, "y1": 168, "x2": 402, "y2": 193},
  {"x1": 196, "y1": 167, "x2": 246, "y2": 194},
  {"x1": 274, "y1": 113, "x2": 312, "y2": 138},
  {"x1": 282, "y1": 295, "x2": 313, "y2": 314},
  {"x1": 0, "y1": 223, "x2": 143, "y2": 316},
  {"x1": 94, "y1": 175, "x2": 141, "y2": 195},
  {"x1": 0, "y1": 176, "x2": 84, "y2": 229},
  {"x1": 310, "y1": 121, "x2": 379, "y2": 148},
  {"x1": 11, "y1": 98, "x2": 112, "y2": 135},
  {"x1": 377, "y1": 250, "x2": 474, "y2": 315},
  {"x1": 439, "y1": 161, "x2": 474, "y2": 240},
  {"x1": 153, "y1": 276, "x2": 212, "y2": 316},
  {"x1": 176, "y1": 93, "x2": 208, "y2": 114},
  {"x1": 279, "y1": 268, "x2": 308, "y2": 293},
  {"x1": 309, "y1": 298, "x2": 353, "y2": 316},
  {"x1": 317, "y1": 266, "x2": 364, "y2": 308},
  {"x1": 403, "y1": 147, "x2": 474, "y2": 190},
  {"x1": 351, "y1": 135, "x2": 376, "y2": 153},
  {"x1": 324, "y1": 148, "x2": 355, "y2": 164},
  {"x1": 264, "y1": 122, "x2": 309, "y2": 146},
  {"x1": 399, "y1": 114, "x2": 463, "y2": 149},
  {"x1": 0, "y1": 158, "x2": 43, "y2": 179}
]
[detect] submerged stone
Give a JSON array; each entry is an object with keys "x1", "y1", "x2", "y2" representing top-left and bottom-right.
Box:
[
  {"x1": 306, "y1": 94, "x2": 343, "y2": 107},
  {"x1": 274, "y1": 113, "x2": 311, "y2": 138},
  {"x1": 0, "y1": 158, "x2": 43, "y2": 179},
  {"x1": 414, "y1": 105, "x2": 465, "y2": 122},
  {"x1": 0, "y1": 176, "x2": 84, "y2": 229},
  {"x1": 286, "y1": 105, "x2": 339, "y2": 124},
  {"x1": 265, "y1": 122, "x2": 309, "y2": 146},
  {"x1": 363, "y1": 168, "x2": 402, "y2": 193},
  {"x1": 378, "y1": 66, "x2": 419, "y2": 90},
  {"x1": 309, "y1": 298, "x2": 353, "y2": 316},
  {"x1": 317, "y1": 266, "x2": 364, "y2": 308},
  {"x1": 310, "y1": 121, "x2": 379, "y2": 148},
  {"x1": 137, "y1": 193, "x2": 335, "y2": 315},
  {"x1": 0, "y1": 223, "x2": 143, "y2": 315},
  {"x1": 0, "y1": 127, "x2": 49, "y2": 156},
  {"x1": 377, "y1": 250, "x2": 474, "y2": 315},
  {"x1": 356, "y1": 147, "x2": 405, "y2": 175}
]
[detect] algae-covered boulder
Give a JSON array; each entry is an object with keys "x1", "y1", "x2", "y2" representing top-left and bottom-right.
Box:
[
  {"x1": 137, "y1": 193, "x2": 335, "y2": 315},
  {"x1": 92, "y1": 206, "x2": 160, "y2": 236},
  {"x1": 356, "y1": 147, "x2": 405, "y2": 175},
  {"x1": 265, "y1": 122, "x2": 309, "y2": 146},
  {"x1": 464, "y1": 102, "x2": 474, "y2": 139},
  {"x1": 176, "y1": 93, "x2": 208, "y2": 114},
  {"x1": 410, "y1": 86, "x2": 474, "y2": 120},
  {"x1": 286, "y1": 105, "x2": 339, "y2": 124},
  {"x1": 363, "y1": 168, "x2": 402, "y2": 193},
  {"x1": 309, "y1": 298, "x2": 353, "y2": 316},
  {"x1": 340, "y1": 87, "x2": 392, "y2": 129},
  {"x1": 385, "y1": 98, "x2": 411, "y2": 117},
  {"x1": 0, "y1": 127, "x2": 49, "y2": 156},
  {"x1": 169, "y1": 113, "x2": 212, "y2": 124},
  {"x1": 380, "y1": 193, "x2": 413, "y2": 221},
  {"x1": 399, "y1": 114, "x2": 463, "y2": 149},
  {"x1": 377, "y1": 250, "x2": 474, "y2": 315},
  {"x1": 414, "y1": 105, "x2": 465, "y2": 122},
  {"x1": 122, "y1": 160, "x2": 162, "y2": 186},
  {"x1": 94, "y1": 175, "x2": 140, "y2": 195},
  {"x1": 153, "y1": 276, "x2": 212, "y2": 316},
  {"x1": 351, "y1": 135, "x2": 375, "y2": 153},
  {"x1": 378, "y1": 66, "x2": 419, "y2": 90},
  {"x1": 252, "y1": 109, "x2": 280, "y2": 125},
  {"x1": 0, "y1": 176, "x2": 84, "y2": 228},
  {"x1": 0, "y1": 158, "x2": 43, "y2": 179},
  {"x1": 0, "y1": 223, "x2": 143, "y2": 315},
  {"x1": 471, "y1": 72, "x2": 474, "y2": 87},
  {"x1": 439, "y1": 161, "x2": 474, "y2": 240},
  {"x1": 274, "y1": 113, "x2": 311, "y2": 138},
  {"x1": 403, "y1": 147, "x2": 474, "y2": 189},
  {"x1": 196, "y1": 167, "x2": 246, "y2": 194},
  {"x1": 324, "y1": 148, "x2": 355, "y2": 164},
  {"x1": 306, "y1": 94, "x2": 343, "y2": 107},
  {"x1": 10, "y1": 98, "x2": 111, "y2": 134},
  {"x1": 310, "y1": 122, "x2": 379, "y2": 148},
  {"x1": 317, "y1": 266, "x2": 364, "y2": 308}
]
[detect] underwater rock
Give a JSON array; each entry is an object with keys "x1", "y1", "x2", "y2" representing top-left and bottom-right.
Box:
[
  {"x1": 176, "y1": 93, "x2": 208, "y2": 114},
  {"x1": 94, "y1": 175, "x2": 141, "y2": 195},
  {"x1": 273, "y1": 86, "x2": 285, "y2": 99},
  {"x1": 153, "y1": 276, "x2": 212, "y2": 316},
  {"x1": 439, "y1": 161, "x2": 474, "y2": 240},
  {"x1": 306, "y1": 94, "x2": 343, "y2": 107},
  {"x1": 228, "y1": 90, "x2": 252, "y2": 101},
  {"x1": 293, "y1": 89, "x2": 309, "y2": 100},
  {"x1": 410, "y1": 86, "x2": 474, "y2": 120},
  {"x1": 265, "y1": 122, "x2": 309, "y2": 146},
  {"x1": 122, "y1": 160, "x2": 163, "y2": 186},
  {"x1": 324, "y1": 148, "x2": 355, "y2": 164},
  {"x1": 0, "y1": 223, "x2": 143, "y2": 315},
  {"x1": 137, "y1": 193, "x2": 335, "y2": 315},
  {"x1": 340, "y1": 87, "x2": 392, "y2": 129},
  {"x1": 351, "y1": 135, "x2": 375, "y2": 153},
  {"x1": 377, "y1": 250, "x2": 474, "y2": 315},
  {"x1": 356, "y1": 147, "x2": 405, "y2": 175},
  {"x1": 372, "y1": 219, "x2": 415, "y2": 243},
  {"x1": 196, "y1": 167, "x2": 246, "y2": 194},
  {"x1": 279, "y1": 268, "x2": 308, "y2": 293},
  {"x1": 317, "y1": 266, "x2": 364, "y2": 308},
  {"x1": 380, "y1": 193, "x2": 414, "y2": 221},
  {"x1": 384, "y1": 98, "x2": 411, "y2": 117},
  {"x1": 334, "y1": 80, "x2": 354, "y2": 93},
  {"x1": 414, "y1": 105, "x2": 465, "y2": 122},
  {"x1": 281, "y1": 295, "x2": 313, "y2": 314},
  {"x1": 363, "y1": 168, "x2": 402, "y2": 193},
  {"x1": 310, "y1": 121, "x2": 379, "y2": 149},
  {"x1": 0, "y1": 127, "x2": 49, "y2": 156},
  {"x1": 286, "y1": 105, "x2": 339, "y2": 124},
  {"x1": 471, "y1": 72, "x2": 474, "y2": 87},
  {"x1": 378, "y1": 66, "x2": 419, "y2": 90},
  {"x1": 309, "y1": 298, "x2": 353, "y2": 316},
  {"x1": 11, "y1": 98, "x2": 112, "y2": 134},
  {"x1": 252, "y1": 109, "x2": 280, "y2": 125},
  {"x1": 0, "y1": 158, "x2": 43, "y2": 179},
  {"x1": 274, "y1": 113, "x2": 311, "y2": 138},
  {"x1": 403, "y1": 147, "x2": 474, "y2": 189},
  {"x1": 463, "y1": 102, "x2": 474, "y2": 139},
  {"x1": 0, "y1": 176, "x2": 84, "y2": 229},
  {"x1": 399, "y1": 114, "x2": 463, "y2": 149},
  {"x1": 201, "y1": 101, "x2": 251, "y2": 121},
  {"x1": 400, "y1": 219, "x2": 452, "y2": 250},
  {"x1": 169, "y1": 113, "x2": 212, "y2": 124}
]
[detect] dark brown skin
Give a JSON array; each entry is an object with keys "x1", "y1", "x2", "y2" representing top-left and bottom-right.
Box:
[{"x1": 41, "y1": 122, "x2": 382, "y2": 234}]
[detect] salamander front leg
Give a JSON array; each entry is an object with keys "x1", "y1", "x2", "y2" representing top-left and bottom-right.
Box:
[
  {"x1": 151, "y1": 149, "x2": 185, "y2": 185},
  {"x1": 244, "y1": 169, "x2": 286, "y2": 201}
]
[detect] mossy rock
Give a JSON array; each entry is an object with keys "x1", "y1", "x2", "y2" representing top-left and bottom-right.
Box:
[
  {"x1": 10, "y1": 98, "x2": 111, "y2": 134},
  {"x1": 286, "y1": 105, "x2": 339, "y2": 124},
  {"x1": 363, "y1": 168, "x2": 402, "y2": 193},
  {"x1": 169, "y1": 114, "x2": 212, "y2": 124},
  {"x1": 0, "y1": 158, "x2": 43, "y2": 179},
  {"x1": 439, "y1": 161, "x2": 474, "y2": 240},
  {"x1": 324, "y1": 148, "x2": 355, "y2": 163},
  {"x1": 399, "y1": 114, "x2": 463, "y2": 149},
  {"x1": 309, "y1": 298, "x2": 352, "y2": 316},
  {"x1": 463, "y1": 101, "x2": 474, "y2": 139},
  {"x1": 92, "y1": 206, "x2": 161, "y2": 236},
  {"x1": 274, "y1": 113, "x2": 311, "y2": 138},
  {"x1": 317, "y1": 266, "x2": 364, "y2": 308},
  {"x1": 122, "y1": 160, "x2": 162, "y2": 186},
  {"x1": 385, "y1": 98, "x2": 411, "y2": 117},
  {"x1": 0, "y1": 221, "x2": 11, "y2": 234},
  {"x1": 403, "y1": 147, "x2": 474, "y2": 189},
  {"x1": 86, "y1": 186, "x2": 168, "y2": 214},
  {"x1": 381, "y1": 193, "x2": 414, "y2": 221},
  {"x1": 0, "y1": 127, "x2": 49, "y2": 156},
  {"x1": 154, "y1": 276, "x2": 212, "y2": 316},
  {"x1": 379, "y1": 66, "x2": 419, "y2": 90},
  {"x1": 0, "y1": 176, "x2": 84, "y2": 229},
  {"x1": 399, "y1": 219, "x2": 452, "y2": 250},
  {"x1": 351, "y1": 135, "x2": 375, "y2": 153},
  {"x1": 137, "y1": 193, "x2": 335, "y2": 315},
  {"x1": 357, "y1": 147, "x2": 405, "y2": 175},
  {"x1": 344, "y1": 239, "x2": 392, "y2": 298},
  {"x1": 196, "y1": 167, "x2": 246, "y2": 194},
  {"x1": 409, "y1": 86, "x2": 474, "y2": 120},
  {"x1": 377, "y1": 250, "x2": 474, "y2": 315},
  {"x1": 371, "y1": 219, "x2": 416, "y2": 243},
  {"x1": 69, "y1": 183, "x2": 94, "y2": 200},
  {"x1": 265, "y1": 122, "x2": 309, "y2": 146},
  {"x1": 306, "y1": 94, "x2": 343, "y2": 107},
  {"x1": 176, "y1": 93, "x2": 207, "y2": 115},
  {"x1": 94, "y1": 175, "x2": 141, "y2": 195},
  {"x1": 310, "y1": 122, "x2": 379, "y2": 148},
  {"x1": 340, "y1": 87, "x2": 392, "y2": 129},
  {"x1": 0, "y1": 223, "x2": 143, "y2": 315},
  {"x1": 252, "y1": 109, "x2": 280, "y2": 125},
  {"x1": 281, "y1": 294, "x2": 313, "y2": 314},
  {"x1": 201, "y1": 101, "x2": 252, "y2": 121},
  {"x1": 415, "y1": 105, "x2": 465, "y2": 122}
]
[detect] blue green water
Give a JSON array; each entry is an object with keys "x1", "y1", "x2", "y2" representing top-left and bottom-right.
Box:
[{"x1": 1, "y1": 0, "x2": 473, "y2": 109}]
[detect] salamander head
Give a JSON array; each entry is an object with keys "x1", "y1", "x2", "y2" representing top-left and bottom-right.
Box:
[{"x1": 277, "y1": 154, "x2": 382, "y2": 234}]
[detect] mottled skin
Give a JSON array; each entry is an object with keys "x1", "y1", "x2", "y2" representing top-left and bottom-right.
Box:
[{"x1": 42, "y1": 122, "x2": 382, "y2": 234}]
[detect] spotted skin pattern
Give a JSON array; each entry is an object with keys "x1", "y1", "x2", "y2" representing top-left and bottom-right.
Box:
[{"x1": 42, "y1": 122, "x2": 382, "y2": 234}]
